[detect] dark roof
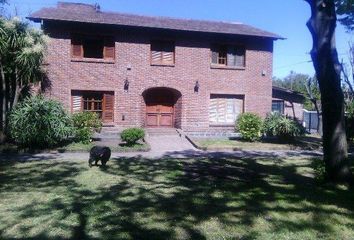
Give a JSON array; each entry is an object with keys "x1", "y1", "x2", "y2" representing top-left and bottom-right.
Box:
[
  {"x1": 272, "y1": 86, "x2": 306, "y2": 102},
  {"x1": 28, "y1": 2, "x2": 283, "y2": 40}
]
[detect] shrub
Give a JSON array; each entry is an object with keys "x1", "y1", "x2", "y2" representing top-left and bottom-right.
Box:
[
  {"x1": 263, "y1": 112, "x2": 305, "y2": 141},
  {"x1": 120, "y1": 128, "x2": 145, "y2": 145},
  {"x1": 8, "y1": 95, "x2": 73, "y2": 148},
  {"x1": 236, "y1": 113, "x2": 263, "y2": 142},
  {"x1": 72, "y1": 112, "x2": 102, "y2": 143}
]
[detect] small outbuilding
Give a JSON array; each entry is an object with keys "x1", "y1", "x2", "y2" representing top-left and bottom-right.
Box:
[{"x1": 272, "y1": 86, "x2": 305, "y2": 121}]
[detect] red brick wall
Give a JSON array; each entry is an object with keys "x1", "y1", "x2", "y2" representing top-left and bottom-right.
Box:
[{"x1": 42, "y1": 22, "x2": 274, "y2": 132}]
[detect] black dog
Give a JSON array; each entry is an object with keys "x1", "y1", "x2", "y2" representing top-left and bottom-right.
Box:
[{"x1": 89, "y1": 146, "x2": 111, "y2": 167}]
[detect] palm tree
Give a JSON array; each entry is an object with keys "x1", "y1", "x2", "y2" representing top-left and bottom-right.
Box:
[
  {"x1": 0, "y1": 18, "x2": 8, "y2": 131},
  {"x1": 0, "y1": 17, "x2": 47, "y2": 132}
]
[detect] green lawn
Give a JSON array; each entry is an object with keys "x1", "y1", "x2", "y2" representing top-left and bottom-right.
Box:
[
  {"x1": 58, "y1": 142, "x2": 150, "y2": 153},
  {"x1": 0, "y1": 141, "x2": 150, "y2": 154},
  {"x1": 193, "y1": 135, "x2": 322, "y2": 151},
  {"x1": 0, "y1": 154, "x2": 353, "y2": 239}
]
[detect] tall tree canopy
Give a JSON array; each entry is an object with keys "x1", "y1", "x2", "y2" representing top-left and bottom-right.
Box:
[{"x1": 335, "y1": 0, "x2": 354, "y2": 31}]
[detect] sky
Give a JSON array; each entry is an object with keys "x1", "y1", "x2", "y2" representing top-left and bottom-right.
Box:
[{"x1": 5, "y1": 0, "x2": 353, "y2": 78}]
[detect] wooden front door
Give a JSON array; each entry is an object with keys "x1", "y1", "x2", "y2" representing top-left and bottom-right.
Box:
[
  {"x1": 146, "y1": 103, "x2": 174, "y2": 127},
  {"x1": 145, "y1": 89, "x2": 175, "y2": 127}
]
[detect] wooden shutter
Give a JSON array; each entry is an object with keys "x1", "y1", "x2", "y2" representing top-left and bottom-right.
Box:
[
  {"x1": 162, "y1": 42, "x2": 174, "y2": 64},
  {"x1": 211, "y1": 46, "x2": 218, "y2": 64},
  {"x1": 104, "y1": 37, "x2": 115, "y2": 60},
  {"x1": 218, "y1": 98, "x2": 226, "y2": 123},
  {"x1": 102, "y1": 93, "x2": 114, "y2": 123},
  {"x1": 209, "y1": 97, "x2": 218, "y2": 123},
  {"x1": 71, "y1": 36, "x2": 83, "y2": 58},
  {"x1": 227, "y1": 46, "x2": 237, "y2": 67},
  {"x1": 151, "y1": 41, "x2": 161, "y2": 64},
  {"x1": 72, "y1": 95, "x2": 82, "y2": 113},
  {"x1": 210, "y1": 95, "x2": 244, "y2": 124},
  {"x1": 151, "y1": 50, "x2": 161, "y2": 64},
  {"x1": 151, "y1": 41, "x2": 174, "y2": 65},
  {"x1": 226, "y1": 98, "x2": 235, "y2": 123},
  {"x1": 235, "y1": 48, "x2": 245, "y2": 67}
]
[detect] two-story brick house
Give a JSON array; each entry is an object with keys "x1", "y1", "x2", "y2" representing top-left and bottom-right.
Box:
[{"x1": 28, "y1": 2, "x2": 283, "y2": 134}]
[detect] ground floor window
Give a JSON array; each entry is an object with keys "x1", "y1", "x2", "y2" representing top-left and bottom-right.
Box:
[
  {"x1": 82, "y1": 92, "x2": 104, "y2": 118},
  {"x1": 272, "y1": 100, "x2": 284, "y2": 114},
  {"x1": 209, "y1": 94, "x2": 244, "y2": 124},
  {"x1": 71, "y1": 90, "x2": 114, "y2": 123}
]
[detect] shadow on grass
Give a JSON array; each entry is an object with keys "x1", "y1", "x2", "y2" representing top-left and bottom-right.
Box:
[{"x1": 0, "y1": 150, "x2": 353, "y2": 239}]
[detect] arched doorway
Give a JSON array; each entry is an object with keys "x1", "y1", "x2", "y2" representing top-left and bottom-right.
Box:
[{"x1": 143, "y1": 87, "x2": 182, "y2": 128}]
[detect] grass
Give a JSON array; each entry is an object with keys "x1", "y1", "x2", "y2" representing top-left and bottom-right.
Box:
[
  {"x1": 1, "y1": 141, "x2": 150, "y2": 154},
  {"x1": 0, "y1": 153, "x2": 354, "y2": 239},
  {"x1": 58, "y1": 141, "x2": 151, "y2": 153},
  {"x1": 193, "y1": 135, "x2": 323, "y2": 151},
  {"x1": 58, "y1": 142, "x2": 96, "y2": 152}
]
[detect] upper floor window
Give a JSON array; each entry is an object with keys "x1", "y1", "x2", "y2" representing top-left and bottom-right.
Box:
[
  {"x1": 211, "y1": 45, "x2": 245, "y2": 68},
  {"x1": 150, "y1": 40, "x2": 175, "y2": 66},
  {"x1": 71, "y1": 35, "x2": 115, "y2": 60}
]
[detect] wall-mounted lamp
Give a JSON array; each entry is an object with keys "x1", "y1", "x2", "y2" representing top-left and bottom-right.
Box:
[
  {"x1": 194, "y1": 81, "x2": 200, "y2": 93},
  {"x1": 124, "y1": 78, "x2": 129, "y2": 91},
  {"x1": 262, "y1": 70, "x2": 267, "y2": 76}
]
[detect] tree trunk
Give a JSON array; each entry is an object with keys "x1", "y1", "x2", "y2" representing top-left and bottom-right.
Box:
[
  {"x1": 0, "y1": 60, "x2": 6, "y2": 131},
  {"x1": 306, "y1": 0, "x2": 352, "y2": 182},
  {"x1": 12, "y1": 68, "x2": 21, "y2": 108}
]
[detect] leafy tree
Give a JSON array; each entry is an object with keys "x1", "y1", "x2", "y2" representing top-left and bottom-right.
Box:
[
  {"x1": 306, "y1": 0, "x2": 352, "y2": 182},
  {"x1": 335, "y1": 0, "x2": 354, "y2": 31},
  {"x1": 0, "y1": 17, "x2": 48, "y2": 134}
]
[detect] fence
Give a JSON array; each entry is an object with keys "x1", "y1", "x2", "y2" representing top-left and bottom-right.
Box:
[{"x1": 303, "y1": 110, "x2": 320, "y2": 133}]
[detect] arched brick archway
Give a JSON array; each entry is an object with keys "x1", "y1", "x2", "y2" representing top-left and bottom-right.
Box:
[{"x1": 142, "y1": 87, "x2": 182, "y2": 128}]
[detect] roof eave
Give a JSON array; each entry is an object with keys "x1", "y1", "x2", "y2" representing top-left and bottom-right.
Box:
[{"x1": 27, "y1": 16, "x2": 284, "y2": 40}]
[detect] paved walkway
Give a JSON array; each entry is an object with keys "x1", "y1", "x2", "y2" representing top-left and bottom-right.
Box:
[
  {"x1": 146, "y1": 134, "x2": 197, "y2": 152},
  {"x1": 0, "y1": 149, "x2": 322, "y2": 162}
]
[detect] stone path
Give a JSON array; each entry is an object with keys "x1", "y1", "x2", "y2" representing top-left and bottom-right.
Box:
[{"x1": 146, "y1": 134, "x2": 196, "y2": 152}]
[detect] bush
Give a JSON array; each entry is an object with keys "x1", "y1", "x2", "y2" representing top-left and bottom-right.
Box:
[
  {"x1": 8, "y1": 96, "x2": 73, "y2": 148},
  {"x1": 120, "y1": 128, "x2": 145, "y2": 145},
  {"x1": 263, "y1": 112, "x2": 305, "y2": 141},
  {"x1": 72, "y1": 112, "x2": 102, "y2": 143},
  {"x1": 236, "y1": 113, "x2": 263, "y2": 142}
]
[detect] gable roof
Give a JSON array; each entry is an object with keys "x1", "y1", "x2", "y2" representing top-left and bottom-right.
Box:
[{"x1": 28, "y1": 2, "x2": 284, "y2": 40}]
